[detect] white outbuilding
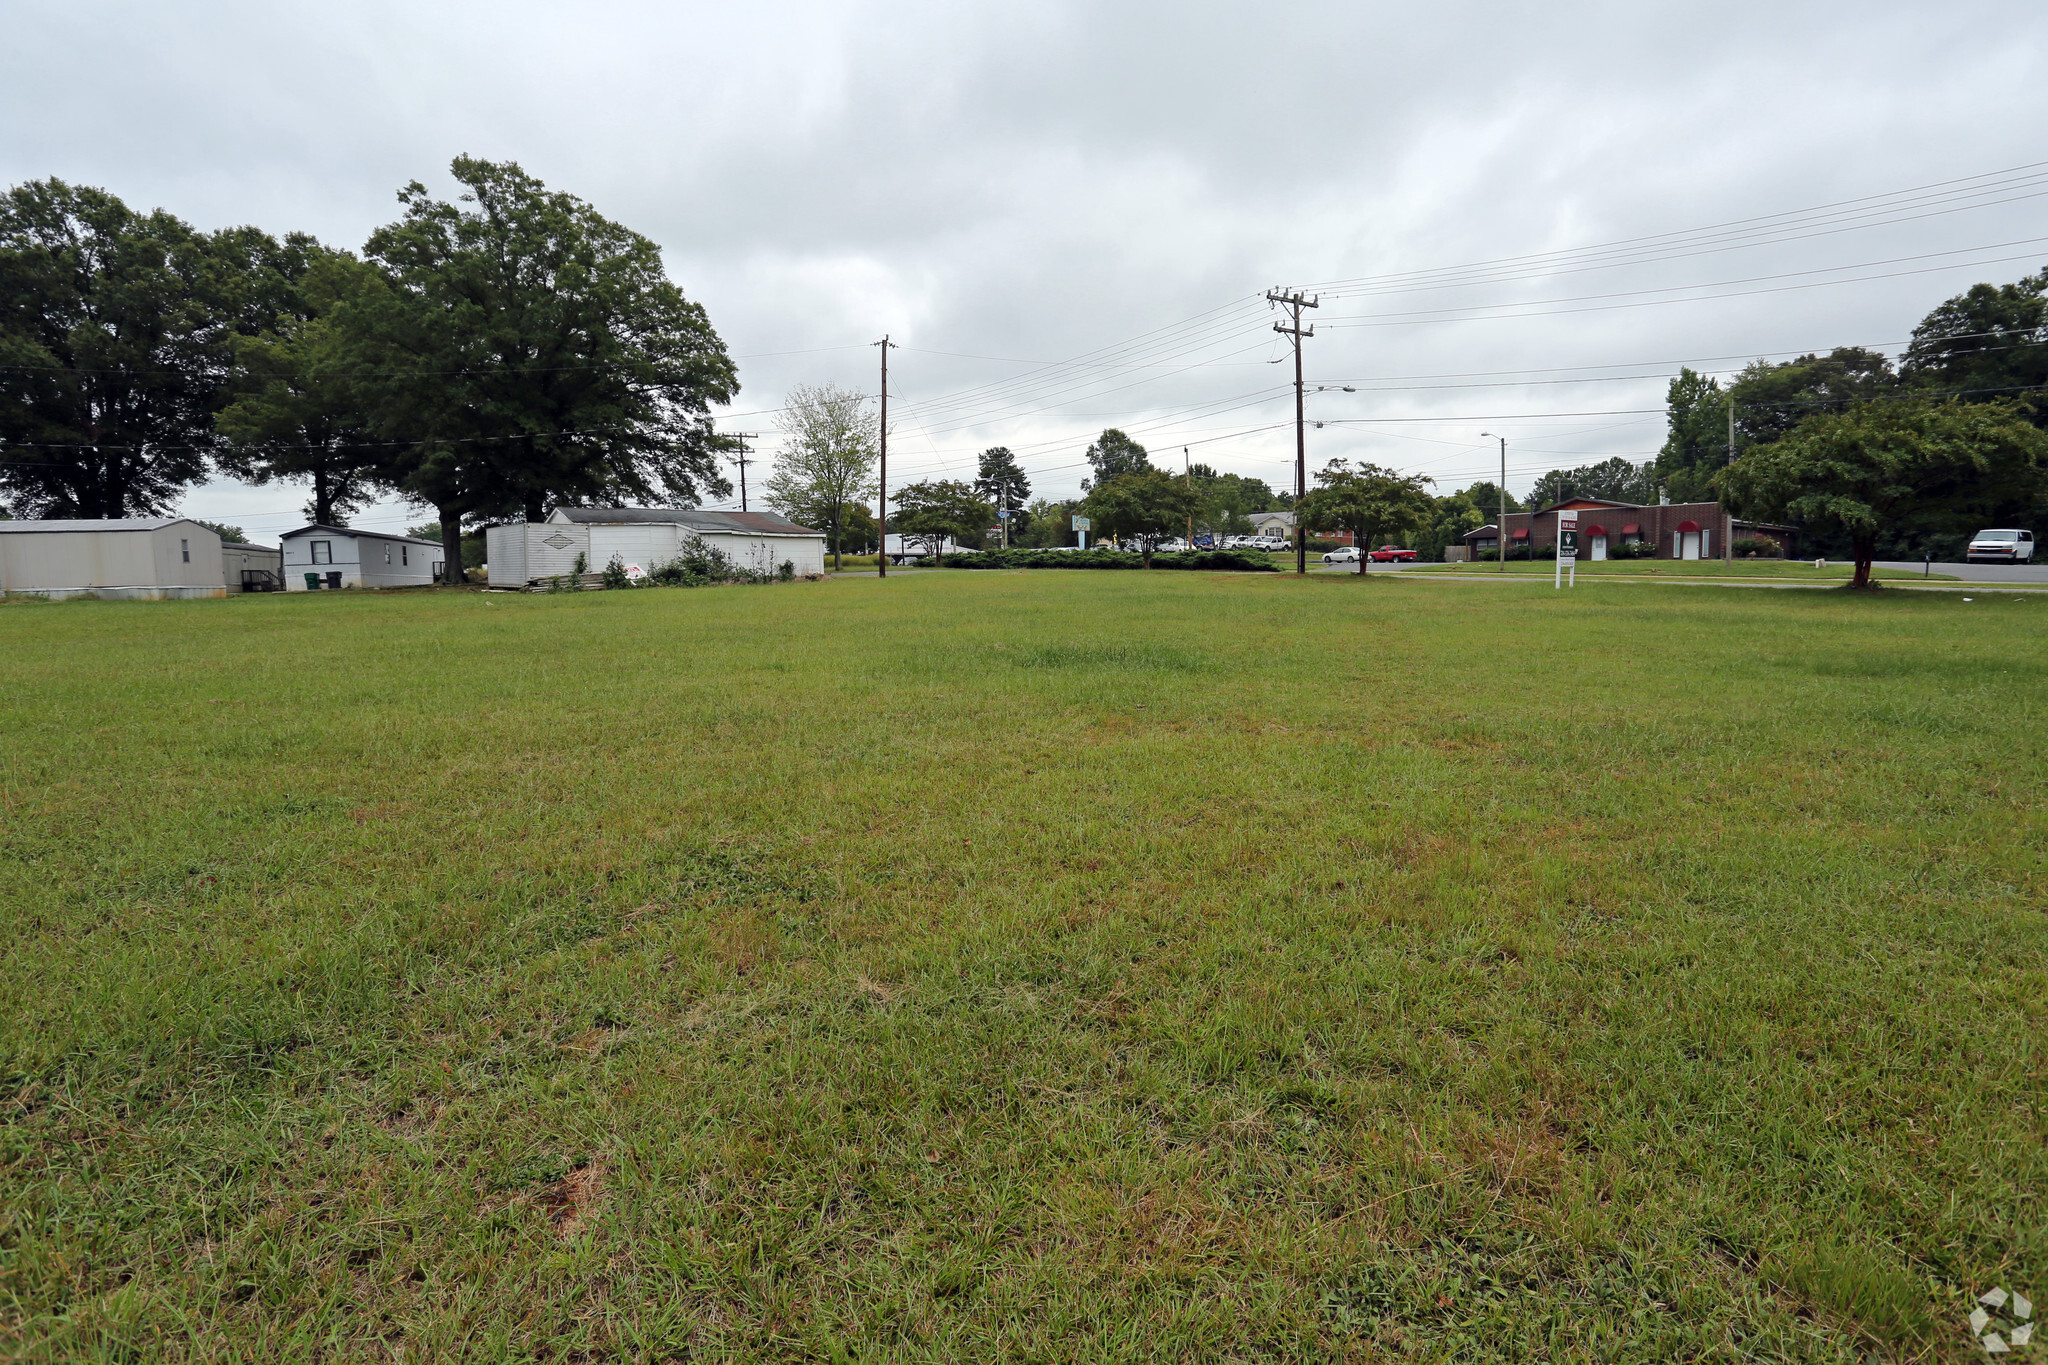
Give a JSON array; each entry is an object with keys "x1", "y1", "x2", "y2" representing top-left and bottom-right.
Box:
[
  {"x1": 486, "y1": 507, "x2": 827, "y2": 586},
  {"x1": 0, "y1": 518, "x2": 228, "y2": 600},
  {"x1": 279, "y1": 524, "x2": 444, "y2": 590}
]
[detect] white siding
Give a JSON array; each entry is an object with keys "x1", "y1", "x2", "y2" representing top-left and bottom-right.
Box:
[
  {"x1": 589, "y1": 524, "x2": 680, "y2": 574},
  {"x1": 0, "y1": 523, "x2": 225, "y2": 599},
  {"x1": 700, "y1": 533, "x2": 825, "y2": 577},
  {"x1": 221, "y1": 543, "x2": 282, "y2": 591},
  {"x1": 282, "y1": 532, "x2": 362, "y2": 589},
  {"x1": 488, "y1": 524, "x2": 591, "y2": 585}
]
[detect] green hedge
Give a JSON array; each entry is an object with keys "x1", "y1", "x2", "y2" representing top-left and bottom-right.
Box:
[{"x1": 921, "y1": 548, "x2": 1278, "y2": 572}]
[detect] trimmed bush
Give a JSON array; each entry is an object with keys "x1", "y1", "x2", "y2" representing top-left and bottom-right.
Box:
[
  {"x1": 1731, "y1": 537, "x2": 1782, "y2": 558},
  {"x1": 923, "y1": 548, "x2": 1278, "y2": 572},
  {"x1": 1608, "y1": 538, "x2": 1659, "y2": 559}
]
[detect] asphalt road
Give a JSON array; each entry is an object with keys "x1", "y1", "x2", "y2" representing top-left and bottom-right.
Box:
[{"x1": 1872, "y1": 559, "x2": 2048, "y2": 584}]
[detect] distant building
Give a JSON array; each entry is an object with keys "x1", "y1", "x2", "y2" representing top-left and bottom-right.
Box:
[
  {"x1": 1461, "y1": 498, "x2": 1795, "y2": 561},
  {"x1": 486, "y1": 507, "x2": 826, "y2": 586},
  {"x1": 0, "y1": 519, "x2": 228, "y2": 600},
  {"x1": 222, "y1": 541, "x2": 283, "y2": 592},
  {"x1": 1247, "y1": 509, "x2": 1354, "y2": 545},
  {"x1": 280, "y1": 524, "x2": 443, "y2": 590}
]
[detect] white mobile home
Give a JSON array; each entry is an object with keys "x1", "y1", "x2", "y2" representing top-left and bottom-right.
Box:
[
  {"x1": 222, "y1": 541, "x2": 283, "y2": 592},
  {"x1": 280, "y1": 524, "x2": 443, "y2": 590},
  {"x1": 487, "y1": 507, "x2": 826, "y2": 586},
  {"x1": 0, "y1": 519, "x2": 227, "y2": 600}
]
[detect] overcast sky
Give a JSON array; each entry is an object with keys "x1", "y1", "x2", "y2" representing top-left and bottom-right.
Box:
[{"x1": 6, "y1": 0, "x2": 2047, "y2": 537}]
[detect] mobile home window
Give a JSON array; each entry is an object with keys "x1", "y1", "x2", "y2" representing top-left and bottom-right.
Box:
[
  {"x1": 311, "y1": 540, "x2": 333, "y2": 564},
  {"x1": 180, "y1": 538, "x2": 190, "y2": 562},
  {"x1": 385, "y1": 545, "x2": 392, "y2": 564},
  {"x1": 401, "y1": 546, "x2": 409, "y2": 566}
]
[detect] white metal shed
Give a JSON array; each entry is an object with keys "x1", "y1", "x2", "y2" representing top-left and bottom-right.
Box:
[
  {"x1": 279, "y1": 524, "x2": 443, "y2": 590},
  {"x1": 487, "y1": 507, "x2": 826, "y2": 586},
  {"x1": 0, "y1": 519, "x2": 226, "y2": 600}
]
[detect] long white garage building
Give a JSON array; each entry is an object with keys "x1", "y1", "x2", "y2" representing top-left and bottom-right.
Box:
[{"x1": 487, "y1": 507, "x2": 826, "y2": 586}]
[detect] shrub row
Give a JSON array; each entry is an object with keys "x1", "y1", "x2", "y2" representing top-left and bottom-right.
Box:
[{"x1": 922, "y1": 548, "x2": 1279, "y2": 572}]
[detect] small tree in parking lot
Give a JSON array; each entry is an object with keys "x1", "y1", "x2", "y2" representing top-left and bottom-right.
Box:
[
  {"x1": 1297, "y1": 460, "x2": 1436, "y2": 574},
  {"x1": 1081, "y1": 468, "x2": 1204, "y2": 567}
]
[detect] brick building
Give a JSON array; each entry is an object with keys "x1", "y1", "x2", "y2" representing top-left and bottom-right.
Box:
[{"x1": 1462, "y1": 497, "x2": 1796, "y2": 562}]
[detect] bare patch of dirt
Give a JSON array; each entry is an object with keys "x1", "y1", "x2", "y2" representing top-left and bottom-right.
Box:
[{"x1": 539, "y1": 1159, "x2": 609, "y2": 1240}]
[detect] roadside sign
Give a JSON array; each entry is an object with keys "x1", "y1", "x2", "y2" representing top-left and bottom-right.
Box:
[
  {"x1": 997, "y1": 508, "x2": 1010, "y2": 519},
  {"x1": 1071, "y1": 516, "x2": 1090, "y2": 531},
  {"x1": 1555, "y1": 512, "x2": 1577, "y2": 589}
]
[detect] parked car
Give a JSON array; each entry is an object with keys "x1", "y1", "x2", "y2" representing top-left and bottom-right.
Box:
[
  {"x1": 1367, "y1": 544, "x2": 1419, "y2": 562},
  {"x1": 1967, "y1": 529, "x2": 2036, "y2": 563},
  {"x1": 1252, "y1": 537, "x2": 1291, "y2": 554},
  {"x1": 1321, "y1": 546, "x2": 1361, "y2": 564}
]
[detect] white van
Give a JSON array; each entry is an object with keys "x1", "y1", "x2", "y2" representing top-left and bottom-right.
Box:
[{"x1": 1966, "y1": 529, "x2": 2035, "y2": 563}]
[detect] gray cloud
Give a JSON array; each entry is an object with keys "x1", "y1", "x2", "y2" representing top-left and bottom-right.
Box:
[{"x1": 5, "y1": 0, "x2": 2044, "y2": 534}]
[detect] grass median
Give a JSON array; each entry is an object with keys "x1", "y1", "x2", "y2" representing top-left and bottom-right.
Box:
[{"x1": 1, "y1": 573, "x2": 2041, "y2": 1361}]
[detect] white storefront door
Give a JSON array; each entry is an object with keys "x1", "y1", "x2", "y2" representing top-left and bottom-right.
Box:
[
  {"x1": 1589, "y1": 535, "x2": 1607, "y2": 561},
  {"x1": 1678, "y1": 532, "x2": 1700, "y2": 560}
]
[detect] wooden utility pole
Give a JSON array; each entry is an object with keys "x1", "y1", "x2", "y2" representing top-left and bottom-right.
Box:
[
  {"x1": 1724, "y1": 393, "x2": 1737, "y2": 563},
  {"x1": 728, "y1": 433, "x2": 760, "y2": 511},
  {"x1": 874, "y1": 336, "x2": 894, "y2": 576},
  {"x1": 1267, "y1": 289, "x2": 1319, "y2": 575}
]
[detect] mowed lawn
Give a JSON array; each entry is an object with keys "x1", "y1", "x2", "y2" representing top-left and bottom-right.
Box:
[{"x1": 1, "y1": 573, "x2": 2043, "y2": 1363}]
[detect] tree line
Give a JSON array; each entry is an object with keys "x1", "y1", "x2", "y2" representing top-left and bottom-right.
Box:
[{"x1": 0, "y1": 160, "x2": 739, "y2": 582}]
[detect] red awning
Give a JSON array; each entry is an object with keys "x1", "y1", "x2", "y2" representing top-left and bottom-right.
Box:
[
  {"x1": 1512, "y1": 529, "x2": 1529, "y2": 540},
  {"x1": 1583, "y1": 524, "x2": 1606, "y2": 537},
  {"x1": 1675, "y1": 520, "x2": 1701, "y2": 533},
  {"x1": 1620, "y1": 523, "x2": 1640, "y2": 535}
]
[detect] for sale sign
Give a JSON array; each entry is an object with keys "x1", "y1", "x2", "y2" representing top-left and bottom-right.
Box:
[{"x1": 1555, "y1": 511, "x2": 1578, "y2": 588}]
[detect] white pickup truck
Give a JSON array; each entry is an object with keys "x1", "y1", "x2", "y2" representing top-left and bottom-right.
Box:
[{"x1": 1967, "y1": 529, "x2": 2036, "y2": 563}]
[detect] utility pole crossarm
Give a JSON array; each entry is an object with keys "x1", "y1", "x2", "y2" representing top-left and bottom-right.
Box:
[{"x1": 726, "y1": 432, "x2": 760, "y2": 512}]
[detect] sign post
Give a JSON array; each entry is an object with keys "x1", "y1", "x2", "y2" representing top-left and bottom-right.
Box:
[
  {"x1": 1555, "y1": 511, "x2": 1578, "y2": 589},
  {"x1": 1072, "y1": 515, "x2": 1090, "y2": 551}
]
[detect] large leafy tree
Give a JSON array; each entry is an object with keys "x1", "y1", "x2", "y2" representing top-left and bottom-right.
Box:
[
  {"x1": 0, "y1": 180, "x2": 247, "y2": 518},
  {"x1": 1900, "y1": 268, "x2": 2048, "y2": 416},
  {"x1": 1079, "y1": 467, "x2": 1203, "y2": 567},
  {"x1": 1016, "y1": 496, "x2": 1077, "y2": 548},
  {"x1": 214, "y1": 240, "x2": 389, "y2": 525},
  {"x1": 973, "y1": 446, "x2": 1031, "y2": 542},
  {"x1": 1297, "y1": 460, "x2": 1436, "y2": 575},
  {"x1": 1189, "y1": 464, "x2": 1278, "y2": 538},
  {"x1": 892, "y1": 479, "x2": 993, "y2": 558},
  {"x1": 1414, "y1": 481, "x2": 1518, "y2": 563},
  {"x1": 1720, "y1": 397, "x2": 2048, "y2": 588},
  {"x1": 333, "y1": 157, "x2": 737, "y2": 582},
  {"x1": 1655, "y1": 367, "x2": 1729, "y2": 503},
  {"x1": 763, "y1": 381, "x2": 875, "y2": 570},
  {"x1": 1079, "y1": 428, "x2": 1149, "y2": 492},
  {"x1": 1528, "y1": 457, "x2": 1658, "y2": 509},
  {"x1": 1728, "y1": 347, "x2": 1897, "y2": 447}
]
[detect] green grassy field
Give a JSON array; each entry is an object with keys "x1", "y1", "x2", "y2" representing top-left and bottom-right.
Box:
[{"x1": 2, "y1": 573, "x2": 2043, "y2": 1362}]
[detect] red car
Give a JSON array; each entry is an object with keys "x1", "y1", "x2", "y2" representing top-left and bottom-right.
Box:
[{"x1": 1366, "y1": 544, "x2": 1418, "y2": 562}]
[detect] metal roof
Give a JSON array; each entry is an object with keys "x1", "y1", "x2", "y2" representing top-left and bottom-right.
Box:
[
  {"x1": 0, "y1": 518, "x2": 201, "y2": 533},
  {"x1": 277, "y1": 523, "x2": 445, "y2": 546},
  {"x1": 550, "y1": 507, "x2": 822, "y2": 535}
]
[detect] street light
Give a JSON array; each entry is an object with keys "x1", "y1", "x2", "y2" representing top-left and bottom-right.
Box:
[{"x1": 1481, "y1": 432, "x2": 1507, "y2": 572}]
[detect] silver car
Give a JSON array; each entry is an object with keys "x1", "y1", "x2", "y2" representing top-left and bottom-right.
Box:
[{"x1": 1967, "y1": 529, "x2": 2036, "y2": 563}]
